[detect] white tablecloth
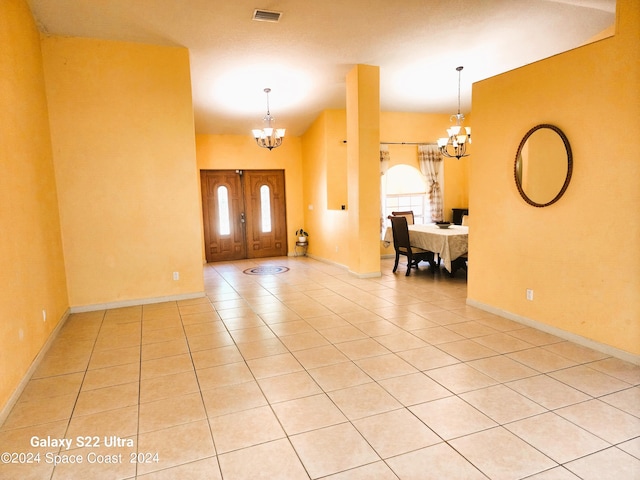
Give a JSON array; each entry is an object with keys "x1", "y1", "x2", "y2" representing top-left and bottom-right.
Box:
[{"x1": 383, "y1": 224, "x2": 468, "y2": 272}]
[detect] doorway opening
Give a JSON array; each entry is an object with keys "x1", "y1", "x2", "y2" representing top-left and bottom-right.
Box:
[{"x1": 201, "y1": 169, "x2": 287, "y2": 262}]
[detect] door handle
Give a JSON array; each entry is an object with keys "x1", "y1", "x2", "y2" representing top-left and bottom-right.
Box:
[{"x1": 240, "y1": 212, "x2": 245, "y2": 224}]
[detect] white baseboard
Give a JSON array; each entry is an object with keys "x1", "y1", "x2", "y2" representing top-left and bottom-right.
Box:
[
  {"x1": 304, "y1": 253, "x2": 346, "y2": 270},
  {"x1": 347, "y1": 270, "x2": 382, "y2": 279},
  {"x1": 0, "y1": 308, "x2": 71, "y2": 426},
  {"x1": 1, "y1": 291, "x2": 206, "y2": 423},
  {"x1": 304, "y1": 254, "x2": 382, "y2": 278},
  {"x1": 467, "y1": 298, "x2": 640, "y2": 365},
  {"x1": 69, "y1": 291, "x2": 206, "y2": 313}
]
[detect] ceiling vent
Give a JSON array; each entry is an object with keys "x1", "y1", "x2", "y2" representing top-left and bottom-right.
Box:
[{"x1": 253, "y1": 9, "x2": 282, "y2": 22}]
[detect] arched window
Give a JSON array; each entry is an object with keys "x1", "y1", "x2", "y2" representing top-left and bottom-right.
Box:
[
  {"x1": 217, "y1": 186, "x2": 230, "y2": 235},
  {"x1": 260, "y1": 185, "x2": 272, "y2": 233},
  {"x1": 382, "y1": 164, "x2": 429, "y2": 225}
]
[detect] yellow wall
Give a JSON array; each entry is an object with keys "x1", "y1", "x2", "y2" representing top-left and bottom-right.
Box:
[
  {"x1": 41, "y1": 36, "x2": 205, "y2": 308},
  {"x1": 469, "y1": 0, "x2": 639, "y2": 356},
  {"x1": 346, "y1": 65, "x2": 381, "y2": 276},
  {"x1": 0, "y1": 0, "x2": 69, "y2": 415},
  {"x1": 325, "y1": 111, "x2": 349, "y2": 211},
  {"x1": 195, "y1": 134, "x2": 304, "y2": 257},
  {"x1": 300, "y1": 110, "x2": 351, "y2": 265}
]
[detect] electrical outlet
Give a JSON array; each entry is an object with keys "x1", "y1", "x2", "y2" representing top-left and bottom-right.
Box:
[
  {"x1": 173, "y1": 272, "x2": 179, "y2": 281},
  {"x1": 526, "y1": 289, "x2": 534, "y2": 301}
]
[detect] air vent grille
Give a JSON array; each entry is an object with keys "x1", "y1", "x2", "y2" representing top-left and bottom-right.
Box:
[{"x1": 253, "y1": 9, "x2": 282, "y2": 22}]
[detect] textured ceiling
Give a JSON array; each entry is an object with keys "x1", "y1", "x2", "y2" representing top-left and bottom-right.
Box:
[{"x1": 27, "y1": 0, "x2": 615, "y2": 136}]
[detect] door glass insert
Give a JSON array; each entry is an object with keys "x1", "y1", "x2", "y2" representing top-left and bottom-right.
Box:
[
  {"x1": 217, "y1": 186, "x2": 230, "y2": 235},
  {"x1": 260, "y1": 185, "x2": 272, "y2": 233}
]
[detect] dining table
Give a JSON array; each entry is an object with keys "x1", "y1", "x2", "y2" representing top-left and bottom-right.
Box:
[{"x1": 383, "y1": 223, "x2": 468, "y2": 274}]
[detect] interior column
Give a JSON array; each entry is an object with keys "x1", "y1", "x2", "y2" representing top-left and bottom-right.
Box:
[{"x1": 346, "y1": 64, "x2": 381, "y2": 277}]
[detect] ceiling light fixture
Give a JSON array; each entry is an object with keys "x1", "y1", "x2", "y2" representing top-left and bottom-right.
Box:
[
  {"x1": 252, "y1": 88, "x2": 285, "y2": 151},
  {"x1": 438, "y1": 66, "x2": 471, "y2": 159}
]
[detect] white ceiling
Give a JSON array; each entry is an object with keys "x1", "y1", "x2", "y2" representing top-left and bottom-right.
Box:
[{"x1": 27, "y1": 0, "x2": 615, "y2": 136}]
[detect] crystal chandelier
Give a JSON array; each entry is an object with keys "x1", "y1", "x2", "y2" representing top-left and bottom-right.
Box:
[
  {"x1": 437, "y1": 66, "x2": 471, "y2": 159},
  {"x1": 251, "y1": 88, "x2": 285, "y2": 150}
]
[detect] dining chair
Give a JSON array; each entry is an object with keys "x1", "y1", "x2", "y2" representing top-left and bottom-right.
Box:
[
  {"x1": 391, "y1": 210, "x2": 414, "y2": 225},
  {"x1": 449, "y1": 253, "x2": 468, "y2": 277},
  {"x1": 388, "y1": 215, "x2": 434, "y2": 276}
]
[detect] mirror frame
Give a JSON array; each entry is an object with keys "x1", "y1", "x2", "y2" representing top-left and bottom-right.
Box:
[{"x1": 514, "y1": 124, "x2": 573, "y2": 208}]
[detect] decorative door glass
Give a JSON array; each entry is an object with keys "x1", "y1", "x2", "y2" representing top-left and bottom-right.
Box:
[
  {"x1": 260, "y1": 185, "x2": 272, "y2": 233},
  {"x1": 217, "y1": 186, "x2": 230, "y2": 235}
]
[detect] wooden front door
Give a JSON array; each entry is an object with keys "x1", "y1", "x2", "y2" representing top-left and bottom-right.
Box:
[{"x1": 201, "y1": 169, "x2": 287, "y2": 262}]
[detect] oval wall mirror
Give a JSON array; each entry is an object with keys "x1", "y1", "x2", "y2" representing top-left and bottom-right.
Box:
[{"x1": 514, "y1": 124, "x2": 572, "y2": 207}]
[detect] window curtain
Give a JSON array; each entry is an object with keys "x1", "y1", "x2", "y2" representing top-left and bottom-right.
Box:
[
  {"x1": 418, "y1": 145, "x2": 444, "y2": 222},
  {"x1": 380, "y1": 145, "x2": 390, "y2": 236}
]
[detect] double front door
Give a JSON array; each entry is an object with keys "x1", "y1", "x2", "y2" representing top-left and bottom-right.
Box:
[{"x1": 201, "y1": 169, "x2": 287, "y2": 262}]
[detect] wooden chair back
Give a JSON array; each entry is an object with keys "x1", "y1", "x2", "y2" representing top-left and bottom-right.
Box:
[
  {"x1": 389, "y1": 215, "x2": 411, "y2": 250},
  {"x1": 391, "y1": 210, "x2": 414, "y2": 225}
]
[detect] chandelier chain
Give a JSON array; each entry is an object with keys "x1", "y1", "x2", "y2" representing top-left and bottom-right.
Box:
[
  {"x1": 438, "y1": 66, "x2": 471, "y2": 160},
  {"x1": 251, "y1": 87, "x2": 285, "y2": 151}
]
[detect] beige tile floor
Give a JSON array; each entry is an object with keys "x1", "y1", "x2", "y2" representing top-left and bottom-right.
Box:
[{"x1": 1, "y1": 256, "x2": 639, "y2": 479}]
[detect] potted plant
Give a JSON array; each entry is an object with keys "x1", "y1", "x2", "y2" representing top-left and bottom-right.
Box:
[{"x1": 295, "y1": 228, "x2": 309, "y2": 243}]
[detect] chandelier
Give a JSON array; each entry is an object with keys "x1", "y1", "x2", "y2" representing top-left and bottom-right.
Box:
[
  {"x1": 437, "y1": 66, "x2": 471, "y2": 159},
  {"x1": 251, "y1": 88, "x2": 285, "y2": 150}
]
